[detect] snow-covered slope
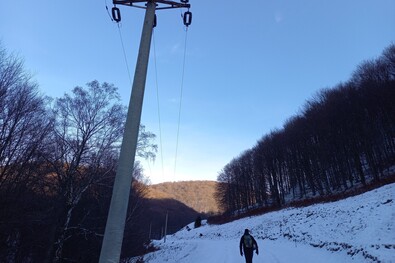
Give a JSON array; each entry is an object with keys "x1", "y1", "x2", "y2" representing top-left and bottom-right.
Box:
[{"x1": 134, "y1": 183, "x2": 395, "y2": 263}]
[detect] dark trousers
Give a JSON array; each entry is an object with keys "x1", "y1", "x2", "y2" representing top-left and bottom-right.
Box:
[{"x1": 244, "y1": 248, "x2": 254, "y2": 263}]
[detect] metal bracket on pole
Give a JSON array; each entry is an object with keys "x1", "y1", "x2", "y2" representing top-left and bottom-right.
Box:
[{"x1": 113, "y1": 0, "x2": 190, "y2": 10}]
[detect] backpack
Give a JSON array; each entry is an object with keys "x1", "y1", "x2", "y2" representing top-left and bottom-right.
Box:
[{"x1": 243, "y1": 234, "x2": 253, "y2": 248}]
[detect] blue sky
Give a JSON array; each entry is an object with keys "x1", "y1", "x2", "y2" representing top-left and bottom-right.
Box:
[{"x1": 1, "y1": 0, "x2": 394, "y2": 184}]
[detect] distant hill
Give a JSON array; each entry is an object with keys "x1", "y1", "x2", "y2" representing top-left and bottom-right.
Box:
[{"x1": 147, "y1": 181, "x2": 220, "y2": 214}]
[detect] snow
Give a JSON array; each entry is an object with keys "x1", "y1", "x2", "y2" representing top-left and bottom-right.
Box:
[{"x1": 130, "y1": 183, "x2": 395, "y2": 263}]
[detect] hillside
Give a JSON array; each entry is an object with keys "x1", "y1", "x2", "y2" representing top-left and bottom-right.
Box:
[
  {"x1": 141, "y1": 198, "x2": 200, "y2": 240},
  {"x1": 135, "y1": 182, "x2": 395, "y2": 263},
  {"x1": 147, "y1": 181, "x2": 220, "y2": 214}
]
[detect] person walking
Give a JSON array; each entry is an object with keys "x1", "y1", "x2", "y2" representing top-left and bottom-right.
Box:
[{"x1": 239, "y1": 229, "x2": 258, "y2": 263}]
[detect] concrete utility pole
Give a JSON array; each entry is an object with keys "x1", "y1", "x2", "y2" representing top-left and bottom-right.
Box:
[
  {"x1": 99, "y1": 1, "x2": 191, "y2": 262},
  {"x1": 164, "y1": 211, "x2": 168, "y2": 243}
]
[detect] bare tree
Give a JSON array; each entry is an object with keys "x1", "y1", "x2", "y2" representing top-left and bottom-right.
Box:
[
  {"x1": 0, "y1": 45, "x2": 51, "y2": 194},
  {"x1": 43, "y1": 81, "x2": 156, "y2": 262},
  {"x1": 0, "y1": 43, "x2": 53, "y2": 262}
]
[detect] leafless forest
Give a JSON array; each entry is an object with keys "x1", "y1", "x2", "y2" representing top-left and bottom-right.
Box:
[{"x1": 215, "y1": 44, "x2": 395, "y2": 214}]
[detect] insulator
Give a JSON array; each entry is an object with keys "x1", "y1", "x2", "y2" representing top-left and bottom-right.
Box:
[
  {"x1": 183, "y1": 11, "x2": 192, "y2": 27},
  {"x1": 153, "y1": 14, "x2": 157, "y2": 28},
  {"x1": 112, "y1": 6, "x2": 121, "y2": 23}
]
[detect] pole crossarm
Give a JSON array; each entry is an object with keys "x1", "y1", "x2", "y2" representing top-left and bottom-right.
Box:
[{"x1": 113, "y1": 0, "x2": 190, "y2": 10}]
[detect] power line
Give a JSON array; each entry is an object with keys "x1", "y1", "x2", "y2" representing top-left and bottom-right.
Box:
[
  {"x1": 152, "y1": 30, "x2": 165, "y2": 180},
  {"x1": 104, "y1": 0, "x2": 114, "y2": 22},
  {"x1": 105, "y1": 0, "x2": 132, "y2": 86},
  {"x1": 174, "y1": 27, "x2": 189, "y2": 179},
  {"x1": 117, "y1": 24, "x2": 133, "y2": 86}
]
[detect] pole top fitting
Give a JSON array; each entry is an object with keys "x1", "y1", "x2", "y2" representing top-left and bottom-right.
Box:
[{"x1": 113, "y1": 0, "x2": 190, "y2": 10}]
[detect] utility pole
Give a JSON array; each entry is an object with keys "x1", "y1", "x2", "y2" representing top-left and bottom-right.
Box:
[
  {"x1": 99, "y1": 1, "x2": 191, "y2": 262},
  {"x1": 149, "y1": 222, "x2": 152, "y2": 240},
  {"x1": 164, "y1": 211, "x2": 168, "y2": 243}
]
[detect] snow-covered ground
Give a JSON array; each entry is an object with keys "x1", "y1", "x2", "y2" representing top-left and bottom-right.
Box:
[{"x1": 132, "y1": 183, "x2": 395, "y2": 263}]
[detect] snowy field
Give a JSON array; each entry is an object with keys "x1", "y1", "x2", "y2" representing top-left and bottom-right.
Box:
[{"x1": 131, "y1": 183, "x2": 395, "y2": 263}]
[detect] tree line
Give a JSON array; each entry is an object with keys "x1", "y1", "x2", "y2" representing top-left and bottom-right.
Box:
[
  {"x1": 0, "y1": 43, "x2": 157, "y2": 262},
  {"x1": 215, "y1": 44, "x2": 395, "y2": 214}
]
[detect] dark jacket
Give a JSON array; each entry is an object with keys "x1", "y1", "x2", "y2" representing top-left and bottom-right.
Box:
[{"x1": 239, "y1": 233, "x2": 258, "y2": 255}]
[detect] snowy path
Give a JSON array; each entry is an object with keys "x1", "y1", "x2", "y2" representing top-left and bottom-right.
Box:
[{"x1": 143, "y1": 239, "x2": 362, "y2": 263}]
